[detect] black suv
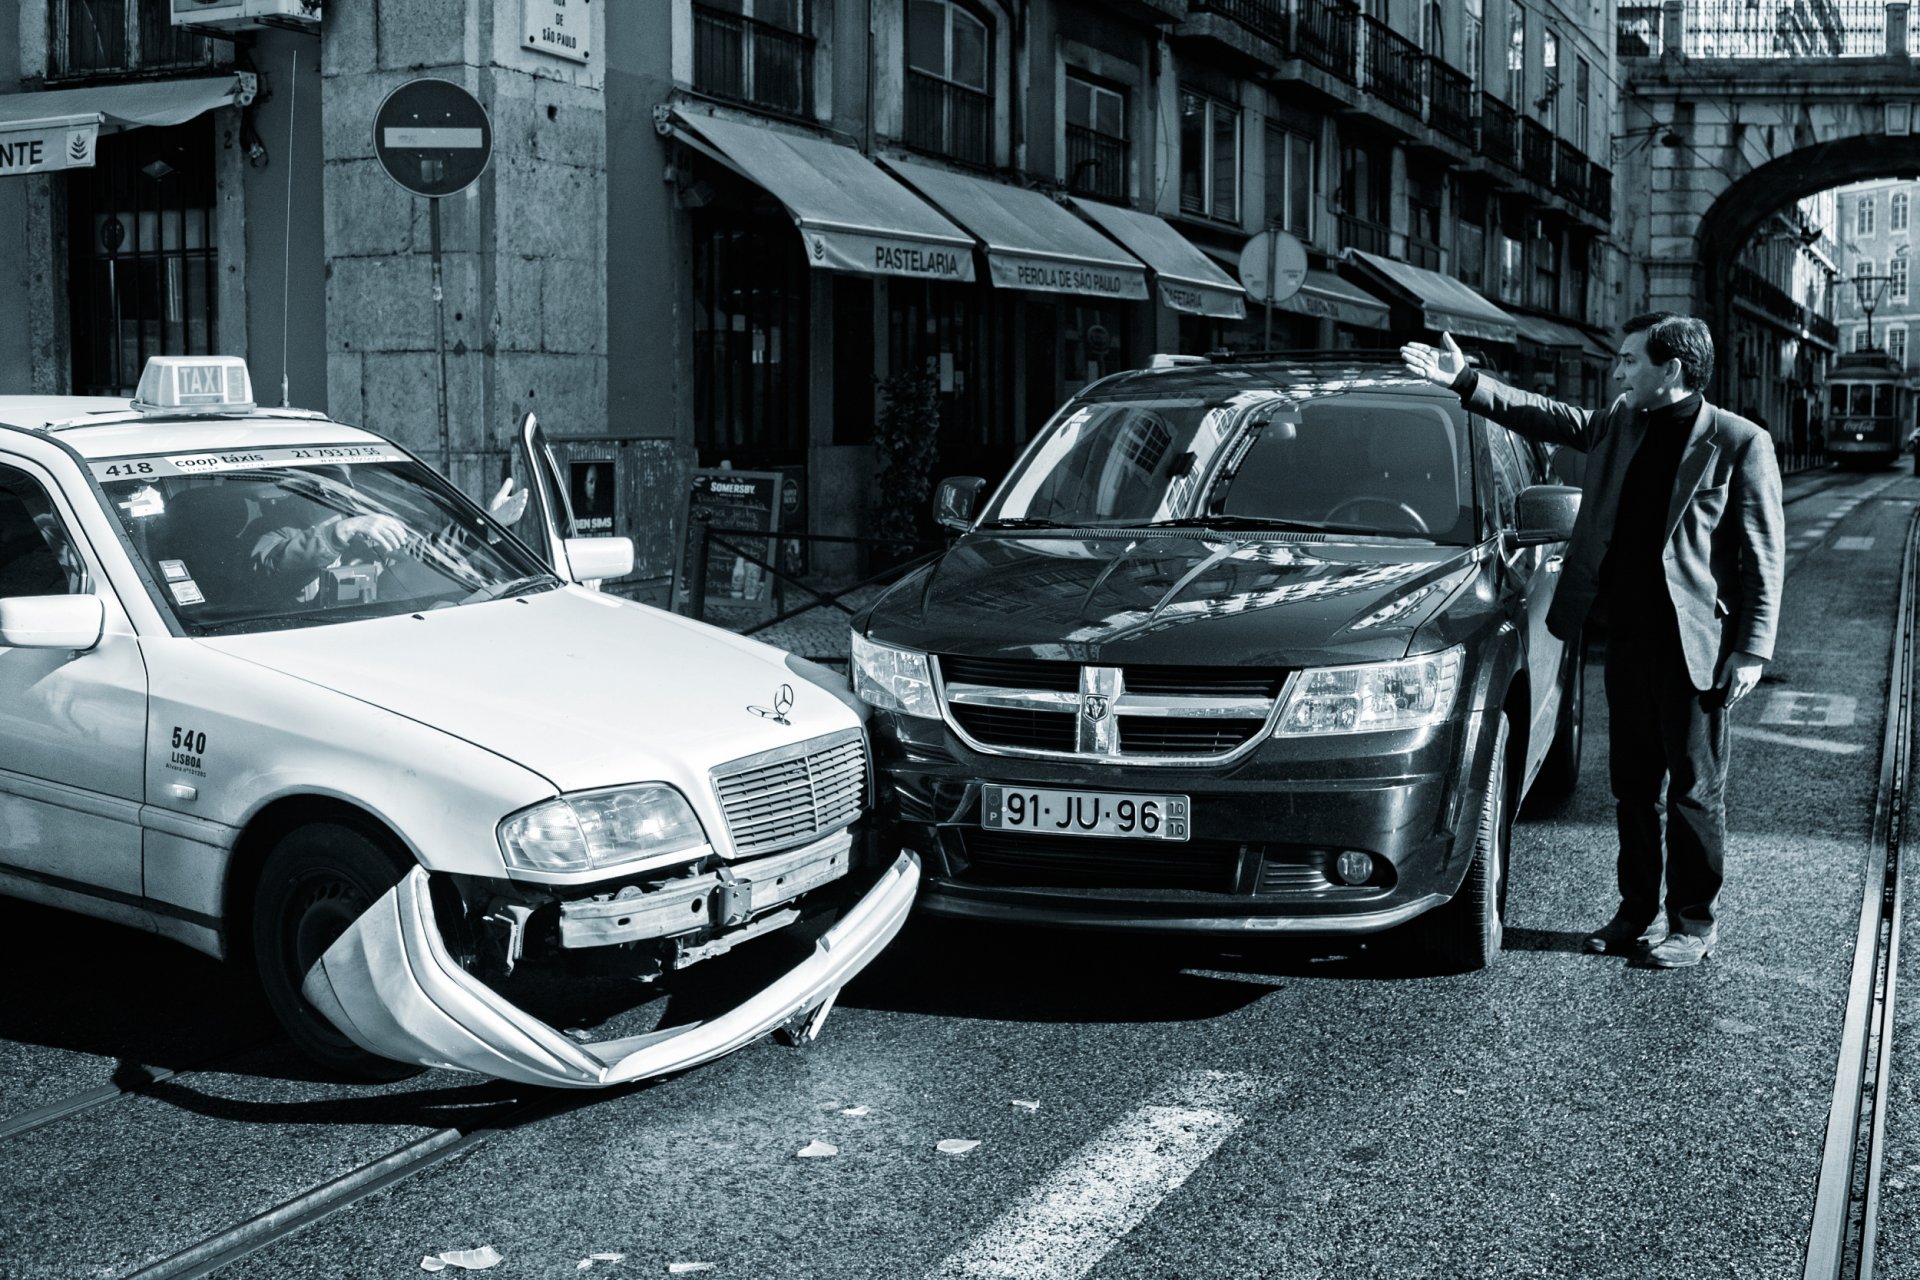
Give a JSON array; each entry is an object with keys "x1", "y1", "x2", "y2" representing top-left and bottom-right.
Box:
[{"x1": 851, "y1": 355, "x2": 1583, "y2": 970}]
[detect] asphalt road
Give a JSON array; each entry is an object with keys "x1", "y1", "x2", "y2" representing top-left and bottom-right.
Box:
[{"x1": 2, "y1": 464, "x2": 1913, "y2": 1280}]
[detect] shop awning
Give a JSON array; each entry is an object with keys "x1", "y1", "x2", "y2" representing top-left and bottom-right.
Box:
[
  {"x1": 668, "y1": 110, "x2": 976, "y2": 282},
  {"x1": 0, "y1": 73, "x2": 254, "y2": 177},
  {"x1": 883, "y1": 157, "x2": 1149, "y2": 301},
  {"x1": 1512, "y1": 312, "x2": 1589, "y2": 351},
  {"x1": 1342, "y1": 249, "x2": 1519, "y2": 344},
  {"x1": 1579, "y1": 327, "x2": 1616, "y2": 362},
  {"x1": 1068, "y1": 197, "x2": 1243, "y2": 318},
  {"x1": 1279, "y1": 267, "x2": 1392, "y2": 329}
]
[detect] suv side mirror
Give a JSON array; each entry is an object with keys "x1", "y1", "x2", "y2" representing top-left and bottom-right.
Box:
[
  {"x1": 1509, "y1": 484, "x2": 1581, "y2": 547},
  {"x1": 934, "y1": 476, "x2": 988, "y2": 532}
]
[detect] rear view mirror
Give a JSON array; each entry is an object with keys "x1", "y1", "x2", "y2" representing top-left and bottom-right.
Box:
[
  {"x1": 1509, "y1": 484, "x2": 1581, "y2": 547},
  {"x1": 563, "y1": 536, "x2": 635, "y2": 583},
  {"x1": 934, "y1": 476, "x2": 988, "y2": 532},
  {"x1": 0, "y1": 595, "x2": 104, "y2": 650}
]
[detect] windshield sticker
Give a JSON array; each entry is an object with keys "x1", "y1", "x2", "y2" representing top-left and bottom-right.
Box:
[
  {"x1": 169, "y1": 579, "x2": 205, "y2": 606},
  {"x1": 91, "y1": 444, "x2": 408, "y2": 482},
  {"x1": 119, "y1": 485, "x2": 166, "y2": 518},
  {"x1": 157, "y1": 559, "x2": 190, "y2": 582}
]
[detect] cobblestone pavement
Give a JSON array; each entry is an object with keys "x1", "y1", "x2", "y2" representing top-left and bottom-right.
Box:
[{"x1": 696, "y1": 584, "x2": 887, "y2": 667}]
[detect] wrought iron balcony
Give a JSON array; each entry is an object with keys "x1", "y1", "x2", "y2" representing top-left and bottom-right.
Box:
[
  {"x1": 692, "y1": 3, "x2": 814, "y2": 121},
  {"x1": 1426, "y1": 58, "x2": 1475, "y2": 147},
  {"x1": 1187, "y1": 0, "x2": 1290, "y2": 46},
  {"x1": 1294, "y1": 0, "x2": 1361, "y2": 82},
  {"x1": 1066, "y1": 124, "x2": 1128, "y2": 202},
  {"x1": 1361, "y1": 15, "x2": 1425, "y2": 116},
  {"x1": 1338, "y1": 212, "x2": 1390, "y2": 256},
  {"x1": 1520, "y1": 117, "x2": 1555, "y2": 186},
  {"x1": 1554, "y1": 139, "x2": 1588, "y2": 206},
  {"x1": 906, "y1": 70, "x2": 992, "y2": 168},
  {"x1": 1588, "y1": 160, "x2": 1613, "y2": 223},
  {"x1": 1478, "y1": 93, "x2": 1518, "y2": 169},
  {"x1": 1616, "y1": 3, "x2": 1665, "y2": 56}
]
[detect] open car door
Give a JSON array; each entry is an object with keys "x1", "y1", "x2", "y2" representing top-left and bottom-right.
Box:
[{"x1": 501, "y1": 413, "x2": 633, "y2": 587}]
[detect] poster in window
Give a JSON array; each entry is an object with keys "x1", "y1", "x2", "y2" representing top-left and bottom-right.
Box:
[{"x1": 568, "y1": 460, "x2": 616, "y2": 535}]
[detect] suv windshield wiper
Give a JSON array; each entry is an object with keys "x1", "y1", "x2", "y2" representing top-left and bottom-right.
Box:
[
  {"x1": 1131, "y1": 515, "x2": 1336, "y2": 533},
  {"x1": 977, "y1": 516, "x2": 1077, "y2": 529}
]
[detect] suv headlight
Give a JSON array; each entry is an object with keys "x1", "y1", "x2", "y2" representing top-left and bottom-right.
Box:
[
  {"x1": 850, "y1": 631, "x2": 941, "y2": 718},
  {"x1": 499, "y1": 784, "x2": 708, "y2": 873},
  {"x1": 1275, "y1": 645, "x2": 1464, "y2": 736}
]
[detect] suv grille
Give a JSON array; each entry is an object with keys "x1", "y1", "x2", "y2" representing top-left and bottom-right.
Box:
[
  {"x1": 712, "y1": 729, "x2": 867, "y2": 857},
  {"x1": 937, "y1": 656, "x2": 1292, "y2": 762}
]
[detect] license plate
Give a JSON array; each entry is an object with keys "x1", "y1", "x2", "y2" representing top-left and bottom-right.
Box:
[{"x1": 981, "y1": 785, "x2": 1189, "y2": 841}]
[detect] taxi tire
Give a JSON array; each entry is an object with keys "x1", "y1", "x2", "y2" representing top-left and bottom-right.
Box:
[
  {"x1": 1528, "y1": 633, "x2": 1585, "y2": 811},
  {"x1": 254, "y1": 821, "x2": 424, "y2": 1081},
  {"x1": 1412, "y1": 713, "x2": 1511, "y2": 973}
]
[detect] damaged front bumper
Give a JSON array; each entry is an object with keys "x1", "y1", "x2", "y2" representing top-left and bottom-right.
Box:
[{"x1": 302, "y1": 849, "x2": 921, "y2": 1088}]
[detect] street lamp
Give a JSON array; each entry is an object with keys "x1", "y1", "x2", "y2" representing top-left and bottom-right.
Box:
[{"x1": 1853, "y1": 272, "x2": 1893, "y2": 350}]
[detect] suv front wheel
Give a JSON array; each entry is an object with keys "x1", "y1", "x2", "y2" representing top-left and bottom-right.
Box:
[{"x1": 1405, "y1": 713, "x2": 1511, "y2": 973}]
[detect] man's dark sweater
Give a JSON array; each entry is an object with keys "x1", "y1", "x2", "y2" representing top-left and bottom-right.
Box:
[{"x1": 1600, "y1": 392, "x2": 1702, "y2": 640}]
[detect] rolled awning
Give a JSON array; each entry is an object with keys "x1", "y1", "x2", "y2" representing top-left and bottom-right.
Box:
[
  {"x1": 1342, "y1": 249, "x2": 1519, "y2": 344},
  {"x1": 1067, "y1": 197, "x2": 1243, "y2": 318},
  {"x1": 667, "y1": 110, "x2": 976, "y2": 282},
  {"x1": 883, "y1": 157, "x2": 1149, "y2": 301},
  {"x1": 0, "y1": 73, "x2": 254, "y2": 177}
]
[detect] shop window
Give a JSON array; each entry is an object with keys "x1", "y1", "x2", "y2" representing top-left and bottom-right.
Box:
[
  {"x1": 1065, "y1": 73, "x2": 1127, "y2": 202},
  {"x1": 1859, "y1": 195, "x2": 1877, "y2": 238},
  {"x1": 1263, "y1": 123, "x2": 1315, "y2": 237},
  {"x1": 692, "y1": 211, "x2": 810, "y2": 459},
  {"x1": 67, "y1": 119, "x2": 217, "y2": 396},
  {"x1": 906, "y1": 0, "x2": 992, "y2": 167},
  {"x1": 51, "y1": 0, "x2": 217, "y2": 78},
  {"x1": 1179, "y1": 88, "x2": 1240, "y2": 224}
]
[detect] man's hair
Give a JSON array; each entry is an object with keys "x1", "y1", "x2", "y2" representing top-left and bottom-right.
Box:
[{"x1": 1623, "y1": 311, "x2": 1714, "y2": 391}]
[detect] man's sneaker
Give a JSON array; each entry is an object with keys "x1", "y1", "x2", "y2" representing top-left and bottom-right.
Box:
[
  {"x1": 1583, "y1": 913, "x2": 1662, "y2": 955},
  {"x1": 1645, "y1": 929, "x2": 1717, "y2": 968}
]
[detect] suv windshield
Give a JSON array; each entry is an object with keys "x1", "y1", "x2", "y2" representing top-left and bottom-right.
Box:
[
  {"x1": 982, "y1": 390, "x2": 1475, "y2": 544},
  {"x1": 94, "y1": 444, "x2": 555, "y2": 636}
]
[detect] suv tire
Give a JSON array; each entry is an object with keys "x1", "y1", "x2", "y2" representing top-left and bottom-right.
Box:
[{"x1": 1408, "y1": 713, "x2": 1511, "y2": 973}]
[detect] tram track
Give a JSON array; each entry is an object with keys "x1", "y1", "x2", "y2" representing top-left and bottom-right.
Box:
[
  {"x1": 1803, "y1": 505, "x2": 1920, "y2": 1280},
  {"x1": 0, "y1": 1040, "x2": 275, "y2": 1146}
]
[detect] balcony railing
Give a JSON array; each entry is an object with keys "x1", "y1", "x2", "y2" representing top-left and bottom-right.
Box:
[
  {"x1": 1188, "y1": 0, "x2": 1290, "y2": 45},
  {"x1": 1554, "y1": 139, "x2": 1588, "y2": 206},
  {"x1": 906, "y1": 70, "x2": 992, "y2": 168},
  {"x1": 1686, "y1": 0, "x2": 1912, "y2": 56},
  {"x1": 692, "y1": 4, "x2": 814, "y2": 120},
  {"x1": 1360, "y1": 15, "x2": 1425, "y2": 117},
  {"x1": 1066, "y1": 124, "x2": 1128, "y2": 202},
  {"x1": 1294, "y1": 0, "x2": 1361, "y2": 83},
  {"x1": 1479, "y1": 93, "x2": 1518, "y2": 169},
  {"x1": 1407, "y1": 236, "x2": 1443, "y2": 271},
  {"x1": 1426, "y1": 59, "x2": 1475, "y2": 147},
  {"x1": 1338, "y1": 212, "x2": 1390, "y2": 256},
  {"x1": 1521, "y1": 117, "x2": 1555, "y2": 186},
  {"x1": 1617, "y1": 3, "x2": 1665, "y2": 56},
  {"x1": 1588, "y1": 160, "x2": 1613, "y2": 223}
]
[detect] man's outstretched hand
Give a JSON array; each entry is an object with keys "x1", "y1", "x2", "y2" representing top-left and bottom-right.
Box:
[{"x1": 1400, "y1": 332, "x2": 1468, "y2": 387}]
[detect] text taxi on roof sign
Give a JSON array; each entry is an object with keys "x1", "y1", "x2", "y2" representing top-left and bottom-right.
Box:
[{"x1": 0, "y1": 355, "x2": 917, "y2": 1088}]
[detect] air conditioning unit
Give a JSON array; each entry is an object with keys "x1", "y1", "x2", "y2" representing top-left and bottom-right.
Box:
[{"x1": 170, "y1": 0, "x2": 321, "y2": 33}]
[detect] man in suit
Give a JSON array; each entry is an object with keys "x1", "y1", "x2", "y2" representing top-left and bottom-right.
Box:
[{"x1": 1401, "y1": 313, "x2": 1785, "y2": 967}]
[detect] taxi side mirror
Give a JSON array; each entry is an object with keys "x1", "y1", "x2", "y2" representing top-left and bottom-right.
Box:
[
  {"x1": 563, "y1": 536, "x2": 634, "y2": 583},
  {"x1": 934, "y1": 476, "x2": 988, "y2": 532},
  {"x1": 1508, "y1": 484, "x2": 1581, "y2": 547},
  {"x1": 0, "y1": 595, "x2": 104, "y2": 651}
]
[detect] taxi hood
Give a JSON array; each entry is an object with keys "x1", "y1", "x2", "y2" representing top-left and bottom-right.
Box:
[
  {"x1": 198, "y1": 588, "x2": 861, "y2": 794},
  {"x1": 862, "y1": 532, "x2": 1478, "y2": 668}
]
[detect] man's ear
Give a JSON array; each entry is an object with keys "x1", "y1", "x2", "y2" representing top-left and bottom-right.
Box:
[{"x1": 1663, "y1": 358, "x2": 1685, "y2": 389}]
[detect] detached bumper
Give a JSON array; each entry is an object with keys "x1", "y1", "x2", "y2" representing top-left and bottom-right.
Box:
[{"x1": 303, "y1": 850, "x2": 921, "y2": 1088}]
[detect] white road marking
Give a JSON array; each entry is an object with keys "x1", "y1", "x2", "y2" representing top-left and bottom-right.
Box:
[
  {"x1": 1759, "y1": 691, "x2": 1858, "y2": 728},
  {"x1": 1732, "y1": 726, "x2": 1865, "y2": 755},
  {"x1": 1835, "y1": 536, "x2": 1875, "y2": 550},
  {"x1": 929, "y1": 1071, "x2": 1263, "y2": 1280}
]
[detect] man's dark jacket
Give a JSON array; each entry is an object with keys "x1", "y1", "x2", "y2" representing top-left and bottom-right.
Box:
[{"x1": 1461, "y1": 374, "x2": 1786, "y2": 690}]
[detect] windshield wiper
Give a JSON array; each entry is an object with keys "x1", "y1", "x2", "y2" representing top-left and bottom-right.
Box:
[
  {"x1": 463, "y1": 572, "x2": 562, "y2": 604},
  {"x1": 1132, "y1": 515, "x2": 1336, "y2": 533},
  {"x1": 977, "y1": 516, "x2": 1076, "y2": 529}
]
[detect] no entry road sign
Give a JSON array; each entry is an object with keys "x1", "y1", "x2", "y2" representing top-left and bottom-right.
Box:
[{"x1": 374, "y1": 78, "x2": 493, "y2": 199}]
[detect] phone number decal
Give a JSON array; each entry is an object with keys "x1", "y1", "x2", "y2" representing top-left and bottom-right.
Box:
[{"x1": 91, "y1": 444, "x2": 408, "y2": 480}]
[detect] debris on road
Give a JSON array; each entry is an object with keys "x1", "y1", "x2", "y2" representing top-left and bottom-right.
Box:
[
  {"x1": 937, "y1": 1139, "x2": 981, "y2": 1155},
  {"x1": 839, "y1": 1105, "x2": 871, "y2": 1116},
  {"x1": 796, "y1": 1139, "x2": 839, "y2": 1158},
  {"x1": 1010, "y1": 1099, "x2": 1041, "y2": 1111},
  {"x1": 668, "y1": 1265, "x2": 718, "y2": 1275},
  {"x1": 575, "y1": 1253, "x2": 628, "y2": 1270},
  {"x1": 419, "y1": 1247, "x2": 503, "y2": 1272}
]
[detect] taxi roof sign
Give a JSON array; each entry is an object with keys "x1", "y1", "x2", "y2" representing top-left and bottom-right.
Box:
[{"x1": 134, "y1": 356, "x2": 254, "y2": 413}]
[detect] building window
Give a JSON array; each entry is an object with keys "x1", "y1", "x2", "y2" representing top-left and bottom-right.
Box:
[
  {"x1": 1453, "y1": 179, "x2": 1487, "y2": 290},
  {"x1": 1891, "y1": 324, "x2": 1908, "y2": 366},
  {"x1": 1575, "y1": 57, "x2": 1591, "y2": 152},
  {"x1": 692, "y1": 0, "x2": 813, "y2": 119},
  {"x1": 51, "y1": 0, "x2": 217, "y2": 78},
  {"x1": 1540, "y1": 27, "x2": 1558, "y2": 128},
  {"x1": 1857, "y1": 259, "x2": 1879, "y2": 310},
  {"x1": 1855, "y1": 326, "x2": 1874, "y2": 354},
  {"x1": 67, "y1": 120, "x2": 217, "y2": 396},
  {"x1": 1335, "y1": 135, "x2": 1390, "y2": 253},
  {"x1": 1895, "y1": 255, "x2": 1910, "y2": 301},
  {"x1": 1464, "y1": 0, "x2": 1483, "y2": 96},
  {"x1": 1499, "y1": 234, "x2": 1524, "y2": 304},
  {"x1": 1422, "y1": 2, "x2": 1443, "y2": 55},
  {"x1": 1530, "y1": 218, "x2": 1558, "y2": 311},
  {"x1": 1065, "y1": 72, "x2": 1127, "y2": 202},
  {"x1": 906, "y1": 0, "x2": 991, "y2": 166},
  {"x1": 1895, "y1": 191, "x2": 1910, "y2": 232},
  {"x1": 1180, "y1": 89, "x2": 1240, "y2": 223},
  {"x1": 1859, "y1": 194, "x2": 1877, "y2": 237},
  {"x1": 1506, "y1": 3, "x2": 1525, "y2": 107},
  {"x1": 1263, "y1": 123, "x2": 1315, "y2": 236}
]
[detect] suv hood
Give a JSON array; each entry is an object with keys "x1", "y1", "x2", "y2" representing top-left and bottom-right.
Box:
[
  {"x1": 200, "y1": 588, "x2": 860, "y2": 792},
  {"x1": 863, "y1": 533, "x2": 1478, "y2": 667}
]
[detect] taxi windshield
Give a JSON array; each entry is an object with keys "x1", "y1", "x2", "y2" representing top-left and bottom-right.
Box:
[
  {"x1": 94, "y1": 444, "x2": 555, "y2": 636},
  {"x1": 981, "y1": 392, "x2": 1475, "y2": 544}
]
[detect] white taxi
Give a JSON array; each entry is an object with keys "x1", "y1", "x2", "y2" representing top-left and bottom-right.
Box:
[{"x1": 0, "y1": 356, "x2": 918, "y2": 1088}]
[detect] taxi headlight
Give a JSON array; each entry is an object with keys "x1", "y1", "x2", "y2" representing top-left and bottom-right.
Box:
[
  {"x1": 498, "y1": 784, "x2": 709, "y2": 873},
  {"x1": 1275, "y1": 646, "x2": 1464, "y2": 736},
  {"x1": 850, "y1": 631, "x2": 941, "y2": 719}
]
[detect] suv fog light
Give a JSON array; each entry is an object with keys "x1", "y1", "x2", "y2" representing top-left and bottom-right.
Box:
[{"x1": 1333, "y1": 850, "x2": 1374, "y2": 885}]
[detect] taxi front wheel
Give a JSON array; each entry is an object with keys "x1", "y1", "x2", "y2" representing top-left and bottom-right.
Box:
[{"x1": 254, "y1": 821, "x2": 425, "y2": 1080}]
